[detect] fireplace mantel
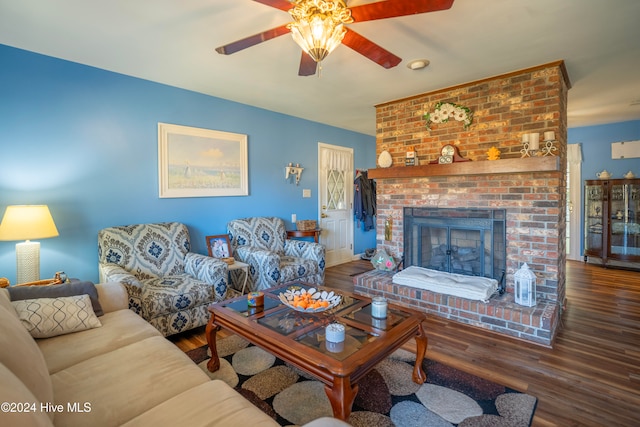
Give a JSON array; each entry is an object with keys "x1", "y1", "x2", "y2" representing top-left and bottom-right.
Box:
[{"x1": 368, "y1": 156, "x2": 560, "y2": 179}]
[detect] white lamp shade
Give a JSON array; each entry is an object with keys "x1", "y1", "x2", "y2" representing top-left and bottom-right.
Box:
[
  {"x1": 0, "y1": 205, "x2": 59, "y2": 284},
  {"x1": 0, "y1": 205, "x2": 59, "y2": 241}
]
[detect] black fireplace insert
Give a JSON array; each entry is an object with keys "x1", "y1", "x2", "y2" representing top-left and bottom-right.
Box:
[{"x1": 403, "y1": 207, "x2": 506, "y2": 291}]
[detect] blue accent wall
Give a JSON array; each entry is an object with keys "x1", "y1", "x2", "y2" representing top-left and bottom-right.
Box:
[
  {"x1": 0, "y1": 44, "x2": 376, "y2": 285},
  {"x1": 568, "y1": 120, "x2": 640, "y2": 254}
]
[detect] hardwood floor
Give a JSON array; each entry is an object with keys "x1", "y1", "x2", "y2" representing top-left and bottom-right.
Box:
[{"x1": 171, "y1": 260, "x2": 640, "y2": 426}]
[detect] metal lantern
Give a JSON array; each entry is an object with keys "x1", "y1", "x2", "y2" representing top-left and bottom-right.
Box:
[{"x1": 514, "y1": 263, "x2": 537, "y2": 307}]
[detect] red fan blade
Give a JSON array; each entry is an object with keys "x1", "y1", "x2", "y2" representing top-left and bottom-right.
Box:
[
  {"x1": 298, "y1": 52, "x2": 318, "y2": 76},
  {"x1": 342, "y1": 28, "x2": 401, "y2": 69},
  {"x1": 350, "y1": 0, "x2": 455, "y2": 22},
  {"x1": 251, "y1": 0, "x2": 293, "y2": 12},
  {"x1": 215, "y1": 25, "x2": 291, "y2": 55}
]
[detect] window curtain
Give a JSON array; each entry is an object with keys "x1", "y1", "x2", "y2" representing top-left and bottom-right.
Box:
[
  {"x1": 567, "y1": 143, "x2": 583, "y2": 260},
  {"x1": 321, "y1": 149, "x2": 352, "y2": 172},
  {"x1": 567, "y1": 143, "x2": 582, "y2": 165}
]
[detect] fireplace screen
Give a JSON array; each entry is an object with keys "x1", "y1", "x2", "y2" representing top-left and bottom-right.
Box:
[{"x1": 403, "y1": 208, "x2": 506, "y2": 283}]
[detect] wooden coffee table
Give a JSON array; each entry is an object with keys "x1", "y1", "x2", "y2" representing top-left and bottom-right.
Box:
[{"x1": 205, "y1": 283, "x2": 427, "y2": 421}]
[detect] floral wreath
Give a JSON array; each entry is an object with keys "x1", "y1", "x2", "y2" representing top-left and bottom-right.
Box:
[{"x1": 423, "y1": 102, "x2": 473, "y2": 131}]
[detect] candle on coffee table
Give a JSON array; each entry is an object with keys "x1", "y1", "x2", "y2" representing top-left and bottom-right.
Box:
[{"x1": 325, "y1": 323, "x2": 345, "y2": 343}]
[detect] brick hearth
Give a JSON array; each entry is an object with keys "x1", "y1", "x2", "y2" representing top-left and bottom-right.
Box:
[
  {"x1": 363, "y1": 61, "x2": 570, "y2": 346},
  {"x1": 355, "y1": 270, "x2": 559, "y2": 346}
]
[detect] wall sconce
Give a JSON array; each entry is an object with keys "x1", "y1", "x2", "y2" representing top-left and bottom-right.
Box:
[
  {"x1": 285, "y1": 163, "x2": 304, "y2": 185},
  {"x1": 521, "y1": 131, "x2": 557, "y2": 157}
]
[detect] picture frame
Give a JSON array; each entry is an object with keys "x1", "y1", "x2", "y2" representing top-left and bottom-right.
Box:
[
  {"x1": 205, "y1": 234, "x2": 232, "y2": 259},
  {"x1": 158, "y1": 123, "x2": 248, "y2": 198}
]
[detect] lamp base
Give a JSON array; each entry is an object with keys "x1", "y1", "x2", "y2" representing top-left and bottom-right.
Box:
[{"x1": 16, "y1": 240, "x2": 40, "y2": 283}]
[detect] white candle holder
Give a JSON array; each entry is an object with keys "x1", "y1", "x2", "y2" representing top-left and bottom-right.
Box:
[
  {"x1": 521, "y1": 142, "x2": 536, "y2": 158},
  {"x1": 520, "y1": 133, "x2": 540, "y2": 158},
  {"x1": 541, "y1": 138, "x2": 557, "y2": 156}
]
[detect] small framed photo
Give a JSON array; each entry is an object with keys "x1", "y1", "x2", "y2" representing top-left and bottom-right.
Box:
[{"x1": 206, "y1": 235, "x2": 232, "y2": 258}]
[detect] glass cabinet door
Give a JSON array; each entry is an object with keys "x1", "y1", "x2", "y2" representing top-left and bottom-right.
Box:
[
  {"x1": 609, "y1": 183, "x2": 640, "y2": 257},
  {"x1": 584, "y1": 183, "x2": 603, "y2": 255}
]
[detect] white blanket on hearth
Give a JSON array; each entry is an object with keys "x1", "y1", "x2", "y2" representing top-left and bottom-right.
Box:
[{"x1": 392, "y1": 266, "x2": 499, "y2": 302}]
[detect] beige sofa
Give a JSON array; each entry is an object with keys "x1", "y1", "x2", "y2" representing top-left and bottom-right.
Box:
[{"x1": 0, "y1": 282, "x2": 349, "y2": 427}]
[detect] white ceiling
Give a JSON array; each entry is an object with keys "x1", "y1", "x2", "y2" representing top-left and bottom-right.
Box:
[{"x1": 1, "y1": 0, "x2": 639, "y2": 136}]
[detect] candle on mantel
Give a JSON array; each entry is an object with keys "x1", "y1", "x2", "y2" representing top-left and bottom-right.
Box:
[
  {"x1": 521, "y1": 133, "x2": 529, "y2": 143},
  {"x1": 544, "y1": 131, "x2": 555, "y2": 141},
  {"x1": 529, "y1": 133, "x2": 540, "y2": 151}
]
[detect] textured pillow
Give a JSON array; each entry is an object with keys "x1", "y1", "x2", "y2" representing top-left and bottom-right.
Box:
[
  {"x1": 12, "y1": 294, "x2": 102, "y2": 338},
  {"x1": 8, "y1": 281, "x2": 104, "y2": 316}
]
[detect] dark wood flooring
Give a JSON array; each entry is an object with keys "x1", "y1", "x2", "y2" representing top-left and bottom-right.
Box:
[{"x1": 171, "y1": 259, "x2": 640, "y2": 427}]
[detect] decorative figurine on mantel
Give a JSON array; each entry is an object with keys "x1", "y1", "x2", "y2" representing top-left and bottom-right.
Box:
[
  {"x1": 487, "y1": 146, "x2": 501, "y2": 160},
  {"x1": 377, "y1": 146, "x2": 392, "y2": 168},
  {"x1": 405, "y1": 146, "x2": 417, "y2": 166}
]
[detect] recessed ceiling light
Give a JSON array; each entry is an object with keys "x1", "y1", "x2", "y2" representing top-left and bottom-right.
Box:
[{"x1": 407, "y1": 59, "x2": 430, "y2": 70}]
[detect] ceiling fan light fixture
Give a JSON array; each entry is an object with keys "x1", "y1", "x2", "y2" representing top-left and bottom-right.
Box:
[{"x1": 288, "y1": 0, "x2": 353, "y2": 63}]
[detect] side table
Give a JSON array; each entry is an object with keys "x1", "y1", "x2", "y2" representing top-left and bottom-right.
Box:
[
  {"x1": 286, "y1": 228, "x2": 321, "y2": 243},
  {"x1": 227, "y1": 261, "x2": 250, "y2": 294}
]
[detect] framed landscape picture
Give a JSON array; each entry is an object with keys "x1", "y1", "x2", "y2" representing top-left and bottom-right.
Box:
[
  {"x1": 158, "y1": 123, "x2": 248, "y2": 198},
  {"x1": 205, "y1": 234, "x2": 232, "y2": 259}
]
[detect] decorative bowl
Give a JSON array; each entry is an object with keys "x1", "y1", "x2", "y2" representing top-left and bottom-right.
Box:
[{"x1": 278, "y1": 287, "x2": 341, "y2": 313}]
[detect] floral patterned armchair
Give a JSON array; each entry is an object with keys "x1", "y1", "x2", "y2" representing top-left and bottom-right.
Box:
[
  {"x1": 227, "y1": 217, "x2": 325, "y2": 292},
  {"x1": 98, "y1": 222, "x2": 229, "y2": 336}
]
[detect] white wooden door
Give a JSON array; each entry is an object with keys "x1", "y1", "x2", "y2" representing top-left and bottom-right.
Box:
[{"x1": 318, "y1": 143, "x2": 353, "y2": 267}]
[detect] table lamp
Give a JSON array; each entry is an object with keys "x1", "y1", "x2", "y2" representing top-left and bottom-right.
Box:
[{"x1": 0, "y1": 205, "x2": 59, "y2": 283}]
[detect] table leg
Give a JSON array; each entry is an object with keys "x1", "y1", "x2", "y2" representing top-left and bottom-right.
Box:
[
  {"x1": 240, "y1": 266, "x2": 248, "y2": 295},
  {"x1": 413, "y1": 321, "x2": 428, "y2": 384},
  {"x1": 205, "y1": 312, "x2": 221, "y2": 372},
  {"x1": 324, "y1": 376, "x2": 358, "y2": 421}
]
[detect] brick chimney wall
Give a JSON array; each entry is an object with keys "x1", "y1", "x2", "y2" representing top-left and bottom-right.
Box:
[{"x1": 373, "y1": 61, "x2": 570, "y2": 307}]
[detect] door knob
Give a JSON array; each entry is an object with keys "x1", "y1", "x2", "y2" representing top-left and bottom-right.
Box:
[{"x1": 321, "y1": 213, "x2": 328, "y2": 218}]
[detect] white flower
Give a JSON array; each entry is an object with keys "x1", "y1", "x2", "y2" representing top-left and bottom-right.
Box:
[
  {"x1": 453, "y1": 107, "x2": 467, "y2": 122},
  {"x1": 430, "y1": 110, "x2": 445, "y2": 123},
  {"x1": 425, "y1": 102, "x2": 473, "y2": 131},
  {"x1": 439, "y1": 103, "x2": 456, "y2": 118}
]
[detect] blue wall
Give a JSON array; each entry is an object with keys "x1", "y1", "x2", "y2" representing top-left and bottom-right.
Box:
[
  {"x1": 568, "y1": 120, "x2": 640, "y2": 253},
  {"x1": 0, "y1": 44, "x2": 377, "y2": 285}
]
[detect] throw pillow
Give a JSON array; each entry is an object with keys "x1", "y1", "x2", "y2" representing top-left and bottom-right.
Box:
[
  {"x1": 8, "y1": 281, "x2": 104, "y2": 316},
  {"x1": 12, "y1": 294, "x2": 102, "y2": 339}
]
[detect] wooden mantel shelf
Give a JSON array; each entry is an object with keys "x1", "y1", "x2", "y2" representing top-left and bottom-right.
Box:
[{"x1": 368, "y1": 156, "x2": 560, "y2": 179}]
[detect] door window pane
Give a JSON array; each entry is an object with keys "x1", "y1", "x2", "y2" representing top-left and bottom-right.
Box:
[{"x1": 327, "y1": 169, "x2": 346, "y2": 210}]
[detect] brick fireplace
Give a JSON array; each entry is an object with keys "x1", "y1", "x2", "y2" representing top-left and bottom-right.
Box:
[{"x1": 356, "y1": 61, "x2": 570, "y2": 346}]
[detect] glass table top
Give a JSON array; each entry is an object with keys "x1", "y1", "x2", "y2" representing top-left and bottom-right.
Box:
[{"x1": 216, "y1": 283, "x2": 418, "y2": 361}]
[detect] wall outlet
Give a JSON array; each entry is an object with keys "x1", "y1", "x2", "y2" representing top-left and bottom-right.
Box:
[
  {"x1": 302, "y1": 189, "x2": 311, "y2": 198},
  {"x1": 291, "y1": 214, "x2": 297, "y2": 223}
]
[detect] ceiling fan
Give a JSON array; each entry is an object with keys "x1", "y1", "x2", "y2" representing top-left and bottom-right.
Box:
[{"x1": 216, "y1": 0, "x2": 455, "y2": 76}]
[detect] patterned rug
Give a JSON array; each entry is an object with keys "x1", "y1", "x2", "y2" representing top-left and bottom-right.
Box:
[{"x1": 186, "y1": 335, "x2": 536, "y2": 427}]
